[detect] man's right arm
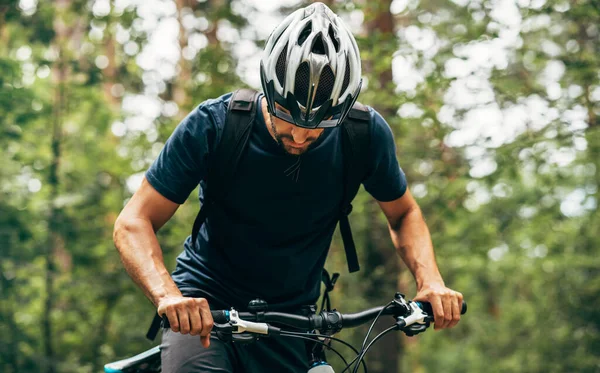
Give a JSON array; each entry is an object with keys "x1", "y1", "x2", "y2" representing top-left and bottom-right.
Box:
[{"x1": 113, "y1": 176, "x2": 213, "y2": 347}]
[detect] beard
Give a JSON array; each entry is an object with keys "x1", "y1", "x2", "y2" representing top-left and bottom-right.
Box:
[{"x1": 270, "y1": 118, "x2": 318, "y2": 156}]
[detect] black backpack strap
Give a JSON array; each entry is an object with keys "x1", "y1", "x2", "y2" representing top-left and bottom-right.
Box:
[
  {"x1": 158, "y1": 89, "x2": 258, "y2": 341},
  {"x1": 320, "y1": 268, "x2": 340, "y2": 312},
  {"x1": 146, "y1": 313, "x2": 162, "y2": 341},
  {"x1": 190, "y1": 202, "x2": 209, "y2": 250},
  {"x1": 339, "y1": 102, "x2": 371, "y2": 273},
  {"x1": 190, "y1": 88, "x2": 259, "y2": 248}
]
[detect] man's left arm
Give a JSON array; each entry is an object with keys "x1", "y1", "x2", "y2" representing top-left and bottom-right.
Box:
[{"x1": 377, "y1": 189, "x2": 463, "y2": 330}]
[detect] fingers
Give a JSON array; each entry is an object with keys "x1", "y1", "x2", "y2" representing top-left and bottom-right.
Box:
[
  {"x1": 414, "y1": 285, "x2": 463, "y2": 330},
  {"x1": 440, "y1": 293, "x2": 453, "y2": 329},
  {"x1": 430, "y1": 296, "x2": 445, "y2": 330},
  {"x1": 188, "y1": 299, "x2": 202, "y2": 336},
  {"x1": 198, "y1": 298, "x2": 214, "y2": 338},
  {"x1": 164, "y1": 306, "x2": 180, "y2": 333},
  {"x1": 448, "y1": 292, "x2": 462, "y2": 328},
  {"x1": 201, "y1": 335, "x2": 211, "y2": 348},
  {"x1": 180, "y1": 298, "x2": 211, "y2": 337},
  {"x1": 178, "y1": 307, "x2": 191, "y2": 334},
  {"x1": 157, "y1": 296, "x2": 213, "y2": 346}
]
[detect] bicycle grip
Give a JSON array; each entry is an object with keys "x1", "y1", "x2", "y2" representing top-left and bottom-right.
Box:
[
  {"x1": 211, "y1": 310, "x2": 229, "y2": 324},
  {"x1": 416, "y1": 300, "x2": 467, "y2": 315}
]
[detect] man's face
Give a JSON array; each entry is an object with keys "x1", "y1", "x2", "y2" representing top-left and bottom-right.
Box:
[{"x1": 269, "y1": 103, "x2": 325, "y2": 156}]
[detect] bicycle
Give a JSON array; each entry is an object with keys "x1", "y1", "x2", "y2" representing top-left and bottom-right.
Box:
[{"x1": 104, "y1": 292, "x2": 467, "y2": 373}]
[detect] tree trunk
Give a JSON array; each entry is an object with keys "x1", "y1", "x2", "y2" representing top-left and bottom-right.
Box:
[
  {"x1": 103, "y1": 26, "x2": 119, "y2": 107},
  {"x1": 90, "y1": 294, "x2": 121, "y2": 372},
  {"x1": 43, "y1": 1, "x2": 71, "y2": 371},
  {"x1": 576, "y1": 22, "x2": 599, "y2": 254},
  {"x1": 173, "y1": 0, "x2": 193, "y2": 113},
  {"x1": 43, "y1": 59, "x2": 66, "y2": 373},
  {"x1": 1, "y1": 274, "x2": 19, "y2": 373},
  {"x1": 0, "y1": 5, "x2": 8, "y2": 47}
]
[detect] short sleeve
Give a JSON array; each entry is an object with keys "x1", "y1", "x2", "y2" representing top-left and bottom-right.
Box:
[
  {"x1": 362, "y1": 108, "x2": 408, "y2": 202},
  {"x1": 145, "y1": 103, "x2": 219, "y2": 204}
]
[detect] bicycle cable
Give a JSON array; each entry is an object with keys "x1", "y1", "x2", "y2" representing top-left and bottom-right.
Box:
[
  {"x1": 341, "y1": 302, "x2": 396, "y2": 373},
  {"x1": 279, "y1": 332, "x2": 351, "y2": 371},
  {"x1": 281, "y1": 331, "x2": 361, "y2": 356},
  {"x1": 349, "y1": 325, "x2": 397, "y2": 373},
  {"x1": 360, "y1": 301, "x2": 394, "y2": 351}
]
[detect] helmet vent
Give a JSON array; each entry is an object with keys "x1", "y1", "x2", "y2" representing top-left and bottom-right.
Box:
[
  {"x1": 328, "y1": 24, "x2": 340, "y2": 52},
  {"x1": 311, "y1": 33, "x2": 327, "y2": 55},
  {"x1": 294, "y1": 63, "x2": 335, "y2": 108},
  {"x1": 276, "y1": 43, "x2": 288, "y2": 86},
  {"x1": 314, "y1": 65, "x2": 335, "y2": 107},
  {"x1": 341, "y1": 55, "x2": 350, "y2": 94},
  {"x1": 294, "y1": 62, "x2": 310, "y2": 107},
  {"x1": 298, "y1": 21, "x2": 312, "y2": 46}
]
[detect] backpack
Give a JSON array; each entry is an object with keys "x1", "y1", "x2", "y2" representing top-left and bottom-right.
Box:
[{"x1": 146, "y1": 89, "x2": 370, "y2": 341}]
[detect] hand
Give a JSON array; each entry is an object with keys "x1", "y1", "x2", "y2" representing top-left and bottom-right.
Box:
[
  {"x1": 157, "y1": 296, "x2": 214, "y2": 347},
  {"x1": 413, "y1": 282, "x2": 463, "y2": 330}
]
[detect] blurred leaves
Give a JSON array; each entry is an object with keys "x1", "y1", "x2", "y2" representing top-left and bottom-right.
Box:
[{"x1": 0, "y1": 0, "x2": 599, "y2": 372}]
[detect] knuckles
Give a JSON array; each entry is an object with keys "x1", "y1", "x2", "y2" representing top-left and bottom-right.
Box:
[
  {"x1": 162, "y1": 297, "x2": 213, "y2": 335},
  {"x1": 196, "y1": 298, "x2": 208, "y2": 307}
]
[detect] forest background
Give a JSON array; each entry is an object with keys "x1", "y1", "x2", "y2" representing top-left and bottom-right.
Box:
[{"x1": 1, "y1": 0, "x2": 599, "y2": 372}]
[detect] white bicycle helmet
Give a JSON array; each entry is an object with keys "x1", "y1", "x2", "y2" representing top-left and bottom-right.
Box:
[{"x1": 260, "y1": 2, "x2": 362, "y2": 129}]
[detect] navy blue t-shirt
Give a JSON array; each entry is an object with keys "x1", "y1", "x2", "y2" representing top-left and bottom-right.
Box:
[{"x1": 146, "y1": 92, "x2": 407, "y2": 311}]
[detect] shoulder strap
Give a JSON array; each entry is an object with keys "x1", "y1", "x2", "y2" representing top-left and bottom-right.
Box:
[
  {"x1": 208, "y1": 88, "x2": 259, "y2": 193},
  {"x1": 339, "y1": 102, "x2": 371, "y2": 273},
  {"x1": 190, "y1": 88, "x2": 259, "y2": 248}
]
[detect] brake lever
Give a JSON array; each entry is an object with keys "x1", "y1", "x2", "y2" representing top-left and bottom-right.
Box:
[
  {"x1": 395, "y1": 301, "x2": 431, "y2": 336},
  {"x1": 228, "y1": 309, "x2": 270, "y2": 335},
  {"x1": 212, "y1": 309, "x2": 271, "y2": 344},
  {"x1": 403, "y1": 322, "x2": 429, "y2": 336},
  {"x1": 212, "y1": 322, "x2": 234, "y2": 342},
  {"x1": 212, "y1": 327, "x2": 258, "y2": 344}
]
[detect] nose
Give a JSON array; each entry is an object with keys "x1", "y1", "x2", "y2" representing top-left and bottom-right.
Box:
[{"x1": 290, "y1": 127, "x2": 311, "y2": 144}]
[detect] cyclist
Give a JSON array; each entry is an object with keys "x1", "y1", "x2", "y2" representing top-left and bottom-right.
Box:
[{"x1": 113, "y1": 3, "x2": 463, "y2": 373}]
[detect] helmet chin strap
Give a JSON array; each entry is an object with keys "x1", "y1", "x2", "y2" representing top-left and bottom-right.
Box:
[
  {"x1": 268, "y1": 111, "x2": 283, "y2": 146},
  {"x1": 284, "y1": 156, "x2": 302, "y2": 182}
]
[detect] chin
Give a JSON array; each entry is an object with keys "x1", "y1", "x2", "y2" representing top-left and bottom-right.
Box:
[{"x1": 284, "y1": 146, "x2": 306, "y2": 155}]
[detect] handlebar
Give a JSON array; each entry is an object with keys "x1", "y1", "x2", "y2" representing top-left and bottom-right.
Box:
[
  {"x1": 192, "y1": 295, "x2": 468, "y2": 373},
  {"x1": 203, "y1": 296, "x2": 467, "y2": 336}
]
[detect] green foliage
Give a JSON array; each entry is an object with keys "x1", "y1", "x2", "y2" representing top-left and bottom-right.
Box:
[{"x1": 0, "y1": 1, "x2": 599, "y2": 372}]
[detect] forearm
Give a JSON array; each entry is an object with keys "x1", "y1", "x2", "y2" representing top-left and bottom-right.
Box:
[
  {"x1": 113, "y1": 217, "x2": 182, "y2": 307},
  {"x1": 388, "y1": 206, "x2": 444, "y2": 290}
]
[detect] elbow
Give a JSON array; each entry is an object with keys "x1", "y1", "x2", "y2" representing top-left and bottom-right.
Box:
[
  {"x1": 389, "y1": 204, "x2": 421, "y2": 231},
  {"x1": 113, "y1": 214, "x2": 137, "y2": 252},
  {"x1": 113, "y1": 215, "x2": 126, "y2": 251},
  {"x1": 113, "y1": 214, "x2": 153, "y2": 251}
]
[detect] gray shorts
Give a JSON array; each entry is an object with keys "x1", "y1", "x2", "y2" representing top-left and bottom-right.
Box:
[{"x1": 160, "y1": 328, "x2": 310, "y2": 373}]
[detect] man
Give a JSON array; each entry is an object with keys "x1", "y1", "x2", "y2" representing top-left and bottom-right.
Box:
[{"x1": 113, "y1": 3, "x2": 463, "y2": 372}]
